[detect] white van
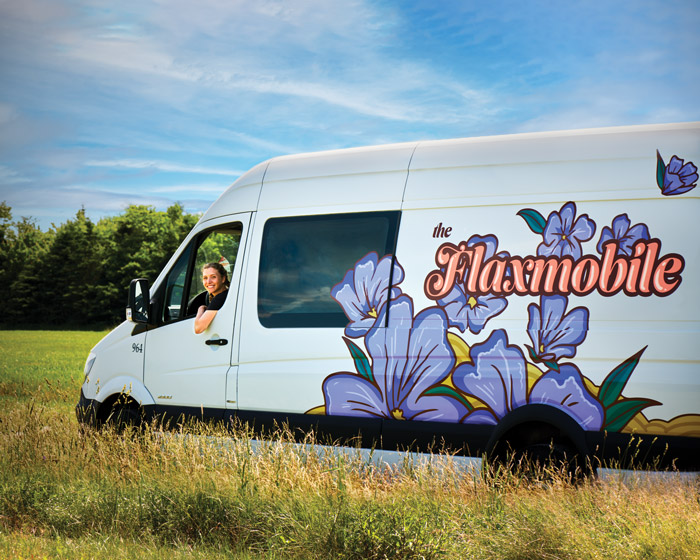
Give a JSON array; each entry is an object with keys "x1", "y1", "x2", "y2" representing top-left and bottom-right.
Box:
[{"x1": 77, "y1": 122, "x2": 700, "y2": 471}]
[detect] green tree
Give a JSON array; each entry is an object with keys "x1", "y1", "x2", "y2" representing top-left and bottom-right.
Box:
[
  {"x1": 12, "y1": 208, "x2": 104, "y2": 325},
  {"x1": 98, "y1": 204, "x2": 198, "y2": 324},
  {"x1": 2, "y1": 203, "x2": 54, "y2": 324},
  {"x1": 2, "y1": 202, "x2": 198, "y2": 327}
]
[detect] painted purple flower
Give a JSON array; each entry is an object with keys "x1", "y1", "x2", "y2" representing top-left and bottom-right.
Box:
[
  {"x1": 452, "y1": 330, "x2": 528, "y2": 423},
  {"x1": 331, "y1": 252, "x2": 405, "y2": 338},
  {"x1": 659, "y1": 154, "x2": 698, "y2": 196},
  {"x1": 437, "y1": 235, "x2": 508, "y2": 334},
  {"x1": 526, "y1": 295, "x2": 589, "y2": 366},
  {"x1": 452, "y1": 330, "x2": 603, "y2": 430},
  {"x1": 323, "y1": 295, "x2": 470, "y2": 422},
  {"x1": 596, "y1": 214, "x2": 650, "y2": 257},
  {"x1": 537, "y1": 202, "x2": 596, "y2": 260},
  {"x1": 529, "y1": 365, "x2": 604, "y2": 430}
]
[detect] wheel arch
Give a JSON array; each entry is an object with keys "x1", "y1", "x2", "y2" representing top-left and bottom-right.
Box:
[{"x1": 93, "y1": 376, "x2": 155, "y2": 422}]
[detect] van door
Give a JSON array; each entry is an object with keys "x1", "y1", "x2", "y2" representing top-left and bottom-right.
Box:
[
  {"x1": 143, "y1": 214, "x2": 249, "y2": 415},
  {"x1": 236, "y1": 211, "x2": 401, "y2": 444}
]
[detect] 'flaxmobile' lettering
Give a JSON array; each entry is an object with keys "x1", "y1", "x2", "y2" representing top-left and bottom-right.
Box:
[{"x1": 424, "y1": 239, "x2": 685, "y2": 299}]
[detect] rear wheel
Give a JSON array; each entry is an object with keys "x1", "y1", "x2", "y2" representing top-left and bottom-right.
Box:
[
  {"x1": 487, "y1": 425, "x2": 595, "y2": 483},
  {"x1": 512, "y1": 440, "x2": 585, "y2": 481}
]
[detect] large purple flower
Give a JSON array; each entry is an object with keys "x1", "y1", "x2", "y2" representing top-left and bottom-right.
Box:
[
  {"x1": 537, "y1": 202, "x2": 596, "y2": 260},
  {"x1": 331, "y1": 252, "x2": 405, "y2": 338},
  {"x1": 596, "y1": 214, "x2": 650, "y2": 257},
  {"x1": 452, "y1": 330, "x2": 603, "y2": 430},
  {"x1": 452, "y1": 330, "x2": 528, "y2": 424},
  {"x1": 437, "y1": 235, "x2": 508, "y2": 335},
  {"x1": 322, "y1": 295, "x2": 470, "y2": 422},
  {"x1": 659, "y1": 154, "x2": 698, "y2": 196},
  {"x1": 529, "y1": 365, "x2": 604, "y2": 430},
  {"x1": 526, "y1": 295, "x2": 589, "y2": 366}
]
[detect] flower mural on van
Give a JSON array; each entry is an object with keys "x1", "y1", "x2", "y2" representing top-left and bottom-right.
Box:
[
  {"x1": 331, "y1": 252, "x2": 404, "y2": 338},
  {"x1": 452, "y1": 330, "x2": 604, "y2": 430},
  {"x1": 656, "y1": 151, "x2": 698, "y2": 196},
  {"x1": 526, "y1": 295, "x2": 589, "y2": 370},
  {"x1": 535, "y1": 202, "x2": 596, "y2": 259},
  {"x1": 596, "y1": 213, "x2": 650, "y2": 257},
  {"x1": 314, "y1": 191, "x2": 695, "y2": 435},
  {"x1": 436, "y1": 235, "x2": 508, "y2": 335},
  {"x1": 322, "y1": 295, "x2": 471, "y2": 422}
]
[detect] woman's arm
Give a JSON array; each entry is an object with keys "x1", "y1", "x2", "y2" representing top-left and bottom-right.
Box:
[{"x1": 194, "y1": 305, "x2": 218, "y2": 334}]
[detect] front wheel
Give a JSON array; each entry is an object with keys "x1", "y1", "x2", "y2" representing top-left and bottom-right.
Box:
[{"x1": 104, "y1": 398, "x2": 142, "y2": 433}]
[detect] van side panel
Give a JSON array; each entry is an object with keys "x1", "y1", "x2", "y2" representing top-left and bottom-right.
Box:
[{"x1": 393, "y1": 125, "x2": 700, "y2": 448}]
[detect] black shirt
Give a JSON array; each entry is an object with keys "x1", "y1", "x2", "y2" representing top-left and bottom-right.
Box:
[{"x1": 206, "y1": 289, "x2": 228, "y2": 311}]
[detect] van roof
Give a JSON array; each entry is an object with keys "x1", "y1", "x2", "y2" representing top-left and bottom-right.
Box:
[{"x1": 200, "y1": 122, "x2": 699, "y2": 221}]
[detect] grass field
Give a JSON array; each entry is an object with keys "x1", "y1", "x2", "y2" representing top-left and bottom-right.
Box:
[
  {"x1": 0, "y1": 330, "x2": 108, "y2": 413},
  {"x1": 1, "y1": 330, "x2": 699, "y2": 560}
]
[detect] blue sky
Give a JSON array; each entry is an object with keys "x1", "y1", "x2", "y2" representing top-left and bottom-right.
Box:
[{"x1": 1, "y1": 0, "x2": 699, "y2": 230}]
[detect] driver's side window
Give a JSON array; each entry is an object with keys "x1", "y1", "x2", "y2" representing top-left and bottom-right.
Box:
[{"x1": 160, "y1": 223, "x2": 243, "y2": 324}]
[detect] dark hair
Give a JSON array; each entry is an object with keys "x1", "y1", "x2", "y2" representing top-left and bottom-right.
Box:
[{"x1": 202, "y1": 262, "x2": 229, "y2": 286}]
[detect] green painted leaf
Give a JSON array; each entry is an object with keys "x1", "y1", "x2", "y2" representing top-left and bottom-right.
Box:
[
  {"x1": 517, "y1": 208, "x2": 547, "y2": 234},
  {"x1": 525, "y1": 344, "x2": 539, "y2": 362},
  {"x1": 424, "y1": 385, "x2": 474, "y2": 412},
  {"x1": 344, "y1": 338, "x2": 374, "y2": 383},
  {"x1": 656, "y1": 150, "x2": 666, "y2": 190},
  {"x1": 543, "y1": 360, "x2": 560, "y2": 373},
  {"x1": 604, "y1": 398, "x2": 660, "y2": 432},
  {"x1": 597, "y1": 347, "x2": 646, "y2": 409}
]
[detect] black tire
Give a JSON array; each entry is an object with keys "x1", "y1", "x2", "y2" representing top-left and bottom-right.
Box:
[
  {"x1": 513, "y1": 440, "x2": 582, "y2": 480},
  {"x1": 104, "y1": 402, "x2": 142, "y2": 433},
  {"x1": 488, "y1": 434, "x2": 595, "y2": 483}
]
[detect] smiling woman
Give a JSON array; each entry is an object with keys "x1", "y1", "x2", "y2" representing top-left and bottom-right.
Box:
[{"x1": 194, "y1": 262, "x2": 230, "y2": 334}]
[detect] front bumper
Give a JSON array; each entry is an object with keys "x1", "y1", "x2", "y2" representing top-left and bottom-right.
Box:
[{"x1": 76, "y1": 387, "x2": 101, "y2": 427}]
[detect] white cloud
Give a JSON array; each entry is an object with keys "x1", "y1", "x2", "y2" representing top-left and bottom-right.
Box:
[
  {"x1": 28, "y1": 0, "x2": 493, "y2": 126},
  {"x1": 151, "y1": 183, "x2": 228, "y2": 194},
  {"x1": 223, "y1": 131, "x2": 297, "y2": 155},
  {"x1": 2, "y1": 182, "x2": 215, "y2": 229},
  {"x1": 0, "y1": 165, "x2": 30, "y2": 184},
  {"x1": 85, "y1": 159, "x2": 244, "y2": 176}
]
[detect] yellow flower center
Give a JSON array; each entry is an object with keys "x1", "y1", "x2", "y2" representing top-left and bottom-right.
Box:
[
  {"x1": 391, "y1": 408, "x2": 405, "y2": 420},
  {"x1": 368, "y1": 307, "x2": 378, "y2": 318},
  {"x1": 467, "y1": 296, "x2": 478, "y2": 309},
  {"x1": 539, "y1": 344, "x2": 545, "y2": 353}
]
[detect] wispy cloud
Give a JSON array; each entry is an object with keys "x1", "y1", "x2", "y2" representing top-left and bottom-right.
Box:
[
  {"x1": 34, "y1": 1, "x2": 494, "y2": 126},
  {"x1": 0, "y1": 165, "x2": 30, "y2": 185},
  {"x1": 85, "y1": 159, "x2": 244, "y2": 177},
  {"x1": 151, "y1": 183, "x2": 228, "y2": 195}
]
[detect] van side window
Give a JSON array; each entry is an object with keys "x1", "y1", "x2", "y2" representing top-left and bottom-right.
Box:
[
  {"x1": 258, "y1": 211, "x2": 400, "y2": 328},
  {"x1": 188, "y1": 228, "x2": 242, "y2": 304},
  {"x1": 160, "y1": 224, "x2": 243, "y2": 324}
]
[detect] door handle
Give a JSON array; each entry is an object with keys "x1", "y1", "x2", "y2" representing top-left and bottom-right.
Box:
[{"x1": 205, "y1": 338, "x2": 228, "y2": 346}]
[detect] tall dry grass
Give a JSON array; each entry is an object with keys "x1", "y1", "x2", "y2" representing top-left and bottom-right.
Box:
[
  {"x1": 1, "y1": 400, "x2": 699, "y2": 560},
  {"x1": 1, "y1": 331, "x2": 698, "y2": 559}
]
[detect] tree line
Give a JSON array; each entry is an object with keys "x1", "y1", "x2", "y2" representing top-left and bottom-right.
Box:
[{"x1": 1, "y1": 201, "x2": 199, "y2": 328}]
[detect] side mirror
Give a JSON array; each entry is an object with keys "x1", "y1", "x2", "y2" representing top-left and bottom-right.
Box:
[{"x1": 127, "y1": 278, "x2": 150, "y2": 323}]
